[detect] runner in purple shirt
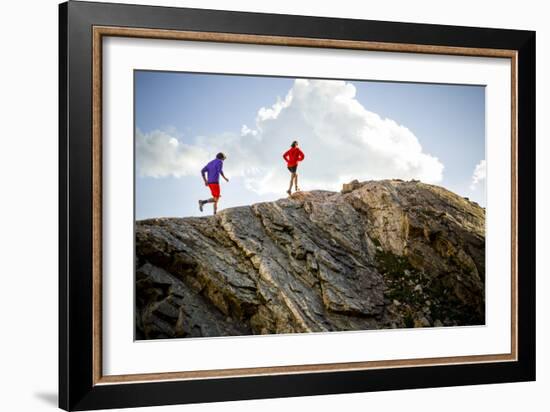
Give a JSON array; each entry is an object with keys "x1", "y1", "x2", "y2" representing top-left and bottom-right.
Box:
[{"x1": 199, "y1": 152, "x2": 229, "y2": 215}]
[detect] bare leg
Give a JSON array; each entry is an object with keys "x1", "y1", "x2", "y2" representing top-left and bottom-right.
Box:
[
  {"x1": 295, "y1": 173, "x2": 299, "y2": 191},
  {"x1": 199, "y1": 198, "x2": 215, "y2": 212},
  {"x1": 213, "y1": 198, "x2": 219, "y2": 215},
  {"x1": 287, "y1": 174, "x2": 294, "y2": 195}
]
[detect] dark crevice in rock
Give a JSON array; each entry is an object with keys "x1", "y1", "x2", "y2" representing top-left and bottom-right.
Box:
[{"x1": 136, "y1": 179, "x2": 485, "y2": 338}]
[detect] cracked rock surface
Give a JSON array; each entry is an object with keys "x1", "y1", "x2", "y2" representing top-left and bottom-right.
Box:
[{"x1": 136, "y1": 179, "x2": 485, "y2": 339}]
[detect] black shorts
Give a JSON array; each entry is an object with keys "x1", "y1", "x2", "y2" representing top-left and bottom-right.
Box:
[{"x1": 287, "y1": 166, "x2": 298, "y2": 173}]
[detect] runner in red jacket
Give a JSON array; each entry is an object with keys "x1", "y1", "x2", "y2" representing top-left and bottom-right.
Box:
[{"x1": 282, "y1": 140, "x2": 305, "y2": 196}]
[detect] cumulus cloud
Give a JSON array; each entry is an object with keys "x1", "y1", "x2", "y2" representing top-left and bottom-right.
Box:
[
  {"x1": 136, "y1": 79, "x2": 444, "y2": 193},
  {"x1": 240, "y1": 124, "x2": 258, "y2": 137},
  {"x1": 136, "y1": 129, "x2": 210, "y2": 178},
  {"x1": 470, "y1": 159, "x2": 486, "y2": 190}
]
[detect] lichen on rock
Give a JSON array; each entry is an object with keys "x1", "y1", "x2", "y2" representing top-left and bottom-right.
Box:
[{"x1": 136, "y1": 179, "x2": 485, "y2": 339}]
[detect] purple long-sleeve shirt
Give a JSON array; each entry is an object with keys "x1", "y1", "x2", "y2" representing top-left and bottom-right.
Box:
[{"x1": 201, "y1": 158, "x2": 224, "y2": 184}]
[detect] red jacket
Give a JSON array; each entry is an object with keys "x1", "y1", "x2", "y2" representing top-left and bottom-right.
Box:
[{"x1": 283, "y1": 147, "x2": 305, "y2": 167}]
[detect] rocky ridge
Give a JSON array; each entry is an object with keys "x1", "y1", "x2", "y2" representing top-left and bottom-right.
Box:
[{"x1": 136, "y1": 179, "x2": 485, "y2": 339}]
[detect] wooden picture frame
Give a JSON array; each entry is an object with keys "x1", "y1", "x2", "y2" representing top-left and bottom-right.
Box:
[{"x1": 59, "y1": 1, "x2": 536, "y2": 410}]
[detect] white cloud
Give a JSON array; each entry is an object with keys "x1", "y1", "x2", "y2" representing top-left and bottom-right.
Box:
[
  {"x1": 470, "y1": 159, "x2": 486, "y2": 190},
  {"x1": 136, "y1": 129, "x2": 210, "y2": 178},
  {"x1": 136, "y1": 79, "x2": 444, "y2": 193},
  {"x1": 240, "y1": 124, "x2": 257, "y2": 137}
]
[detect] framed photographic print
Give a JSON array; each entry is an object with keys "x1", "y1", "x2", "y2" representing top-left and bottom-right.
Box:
[{"x1": 59, "y1": 1, "x2": 536, "y2": 410}]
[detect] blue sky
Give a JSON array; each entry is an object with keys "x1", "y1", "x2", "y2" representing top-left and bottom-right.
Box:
[{"x1": 135, "y1": 71, "x2": 485, "y2": 219}]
